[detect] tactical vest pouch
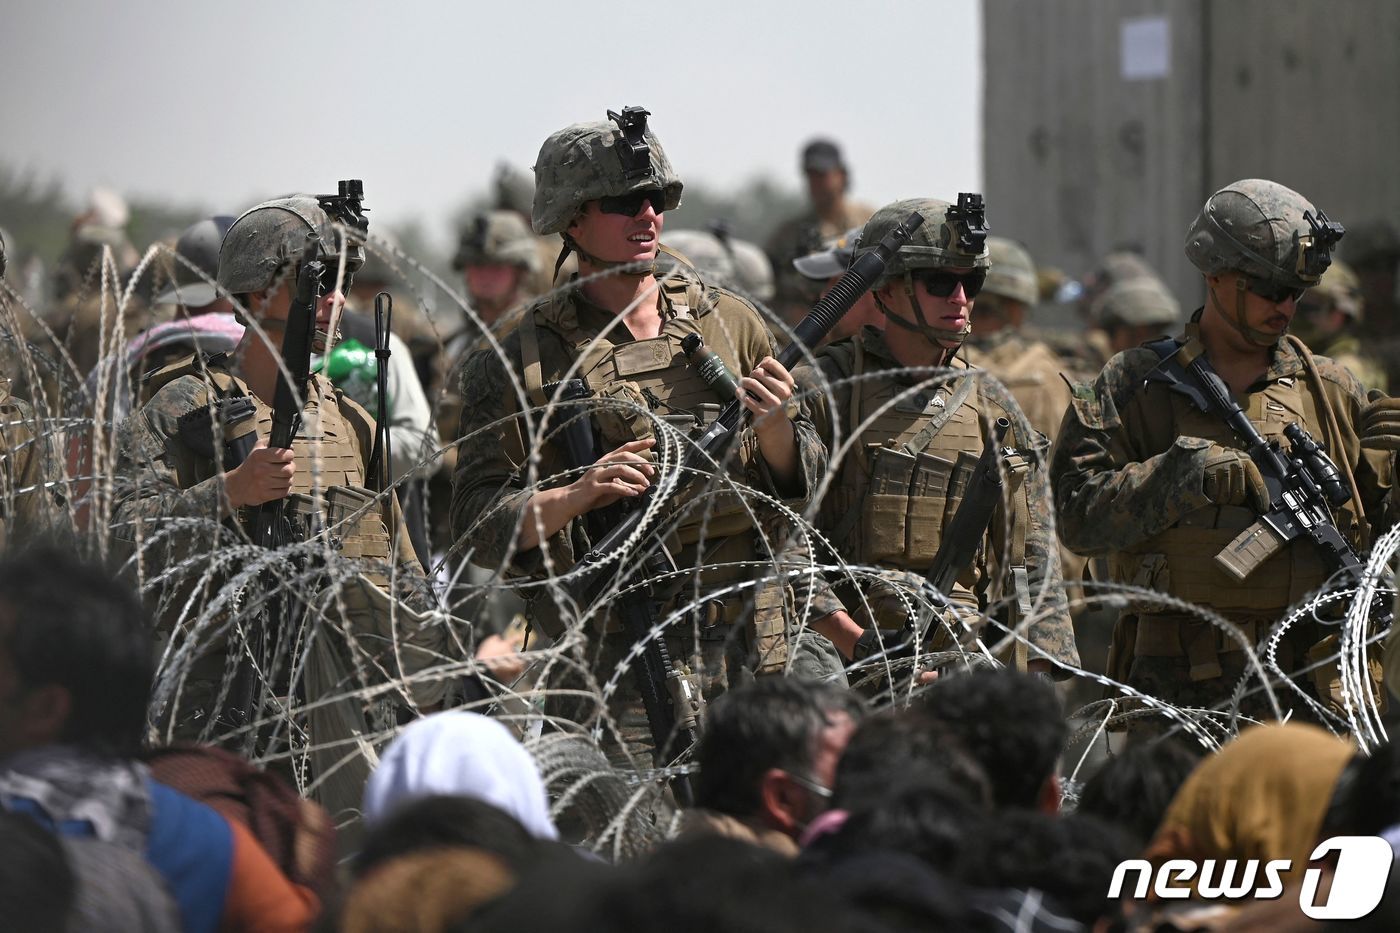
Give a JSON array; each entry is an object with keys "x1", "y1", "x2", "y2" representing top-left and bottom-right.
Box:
[
  {"x1": 610, "y1": 336, "x2": 676, "y2": 377},
  {"x1": 592, "y1": 381, "x2": 655, "y2": 451},
  {"x1": 905, "y1": 453, "x2": 955, "y2": 564},
  {"x1": 862, "y1": 444, "x2": 917, "y2": 563},
  {"x1": 749, "y1": 582, "x2": 790, "y2": 674}
]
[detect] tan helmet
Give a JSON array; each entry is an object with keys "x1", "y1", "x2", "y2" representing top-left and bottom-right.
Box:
[
  {"x1": 453, "y1": 210, "x2": 542, "y2": 273},
  {"x1": 983, "y1": 236, "x2": 1038, "y2": 305},
  {"x1": 217, "y1": 195, "x2": 364, "y2": 296},
  {"x1": 1093, "y1": 276, "x2": 1181, "y2": 328},
  {"x1": 1301, "y1": 260, "x2": 1364, "y2": 320},
  {"x1": 530, "y1": 106, "x2": 683, "y2": 236},
  {"x1": 1185, "y1": 178, "x2": 1343, "y2": 290},
  {"x1": 852, "y1": 195, "x2": 989, "y2": 343}
]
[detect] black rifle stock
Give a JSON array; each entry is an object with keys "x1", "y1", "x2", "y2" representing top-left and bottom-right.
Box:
[
  {"x1": 923, "y1": 416, "x2": 1011, "y2": 614},
  {"x1": 550, "y1": 379, "x2": 699, "y2": 804}
]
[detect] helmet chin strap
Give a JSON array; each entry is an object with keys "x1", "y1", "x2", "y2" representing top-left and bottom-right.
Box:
[
  {"x1": 875, "y1": 274, "x2": 972, "y2": 351},
  {"x1": 1210, "y1": 276, "x2": 1281, "y2": 348}
]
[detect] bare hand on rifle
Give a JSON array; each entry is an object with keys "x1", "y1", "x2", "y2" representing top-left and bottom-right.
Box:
[{"x1": 225, "y1": 439, "x2": 296, "y2": 508}]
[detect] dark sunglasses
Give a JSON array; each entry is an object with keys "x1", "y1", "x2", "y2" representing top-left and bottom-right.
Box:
[
  {"x1": 913, "y1": 269, "x2": 987, "y2": 299},
  {"x1": 1244, "y1": 276, "x2": 1306, "y2": 304},
  {"x1": 317, "y1": 263, "x2": 356, "y2": 295},
  {"x1": 599, "y1": 188, "x2": 666, "y2": 217}
]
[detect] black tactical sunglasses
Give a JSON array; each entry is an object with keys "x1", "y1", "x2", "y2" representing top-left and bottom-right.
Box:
[
  {"x1": 1244, "y1": 276, "x2": 1306, "y2": 304},
  {"x1": 599, "y1": 188, "x2": 667, "y2": 217},
  {"x1": 912, "y1": 269, "x2": 987, "y2": 299}
]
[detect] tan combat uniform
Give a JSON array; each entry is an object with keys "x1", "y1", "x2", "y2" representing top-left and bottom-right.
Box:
[
  {"x1": 1053, "y1": 322, "x2": 1396, "y2": 723},
  {"x1": 791, "y1": 326, "x2": 1080, "y2": 671},
  {"x1": 0, "y1": 377, "x2": 62, "y2": 550},
  {"x1": 451, "y1": 272, "x2": 827, "y2": 760},
  {"x1": 112, "y1": 352, "x2": 447, "y2": 817},
  {"x1": 765, "y1": 201, "x2": 875, "y2": 320}
]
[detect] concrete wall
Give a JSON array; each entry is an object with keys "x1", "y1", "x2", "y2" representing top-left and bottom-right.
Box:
[{"x1": 983, "y1": 0, "x2": 1400, "y2": 308}]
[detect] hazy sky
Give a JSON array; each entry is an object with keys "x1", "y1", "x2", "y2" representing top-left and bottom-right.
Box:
[{"x1": 1, "y1": 0, "x2": 981, "y2": 248}]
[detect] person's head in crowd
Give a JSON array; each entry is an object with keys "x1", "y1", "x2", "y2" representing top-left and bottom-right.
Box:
[
  {"x1": 0, "y1": 810, "x2": 75, "y2": 932},
  {"x1": 363, "y1": 711, "x2": 558, "y2": 840},
  {"x1": 1321, "y1": 738, "x2": 1398, "y2": 840},
  {"x1": 1144, "y1": 723, "x2": 1355, "y2": 894},
  {"x1": 955, "y1": 810, "x2": 1138, "y2": 928},
  {"x1": 354, "y1": 794, "x2": 544, "y2": 879},
  {"x1": 801, "y1": 139, "x2": 853, "y2": 221},
  {"x1": 792, "y1": 225, "x2": 882, "y2": 344},
  {"x1": 0, "y1": 545, "x2": 153, "y2": 762},
  {"x1": 818, "y1": 774, "x2": 989, "y2": 877},
  {"x1": 917, "y1": 668, "x2": 1067, "y2": 813},
  {"x1": 154, "y1": 215, "x2": 237, "y2": 317},
  {"x1": 1292, "y1": 259, "x2": 1365, "y2": 346},
  {"x1": 1093, "y1": 274, "x2": 1181, "y2": 354},
  {"x1": 694, "y1": 678, "x2": 865, "y2": 840},
  {"x1": 1074, "y1": 736, "x2": 1204, "y2": 850},
  {"x1": 830, "y1": 707, "x2": 992, "y2": 814},
  {"x1": 340, "y1": 846, "x2": 517, "y2": 933},
  {"x1": 973, "y1": 236, "x2": 1039, "y2": 336},
  {"x1": 615, "y1": 836, "x2": 878, "y2": 933}
]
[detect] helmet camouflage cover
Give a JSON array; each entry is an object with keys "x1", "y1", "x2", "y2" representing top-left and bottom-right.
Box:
[
  {"x1": 854, "y1": 196, "x2": 990, "y2": 286},
  {"x1": 217, "y1": 195, "x2": 364, "y2": 296},
  {"x1": 453, "y1": 210, "x2": 542, "y2": 273},
  {"x1": 531, "y1": 106, "x2": 683, "y2": 236},
  {"x1": 1093, "y1": 275, "x2": 1181, "y2": 328},
  {"x1": 1184, "y1": 178, "x2": 1343, "y2": 291},
  {"x1": 983, "y1": 236, "x2": 1037, "y2": 305}
]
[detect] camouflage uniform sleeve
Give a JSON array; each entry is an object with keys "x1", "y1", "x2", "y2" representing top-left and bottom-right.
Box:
[
  {"x1": 740, "y1": 314, "x2": 826, "y2": 505},
  {"x1": 1051, "y1": 350, "x2": 1215, "y2": 556},
  {"x1": 1017, "y1": 430, "x2": 1080, "y2": 670},
  {"x1": 110, "y1": 377, "x2": 234, "y2": 541},
  {"x1": 1312, "y1": 355, "x2": 1397, "y2": 538},
  {"x1": 449, "y1": 346, "x2": 581, "y2": 575},
  {"x1": 776, "y1": 355, "x2": 847, "y2": 623},
  {"x1": 0, "y1": 393, "x2": 62, "y2": 544}
]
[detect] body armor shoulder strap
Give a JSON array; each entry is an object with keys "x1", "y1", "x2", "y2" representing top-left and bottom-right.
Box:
[{"x1": 143, "y1": 351, "x2": 243, "y2": 405}]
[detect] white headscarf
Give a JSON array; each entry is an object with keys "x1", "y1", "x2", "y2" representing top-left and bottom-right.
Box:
[{"x1": 363, "y1": 712, "x2": 558, "y2": 840}]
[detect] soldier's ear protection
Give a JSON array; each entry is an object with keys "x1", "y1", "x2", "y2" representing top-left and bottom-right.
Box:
[
  {"x1": 1297, "y1": 209, "x2": 1345, "y2": 280},
  {"x1": 608, "y1": 106, "x2": 653, "y2": 180}
]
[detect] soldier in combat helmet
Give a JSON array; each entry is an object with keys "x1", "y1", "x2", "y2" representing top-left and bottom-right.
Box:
[
  {"x1": 451, "y1": 106, "x2": 829, "y2": 765},
  {"x1": 1053, "y1": 179, "x2": 1400, "y2": 728},
  {"x1": 786, "y1": 197, "x2": 1079, "y2": 678},
  {"x1": 112, "y1": 193, "x2": 447, "y2": 820}
]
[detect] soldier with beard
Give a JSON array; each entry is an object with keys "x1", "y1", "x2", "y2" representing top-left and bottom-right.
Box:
[{"x1": 1054, "y1": 179, "x2": 1400, "y2": 726}]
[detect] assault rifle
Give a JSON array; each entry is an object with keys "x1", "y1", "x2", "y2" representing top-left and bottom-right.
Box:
[
  {"x1": 1146, "y1": 338, "x2": 1392, "y2": 629},
  {"x1": 549, "y1": 379, "x2": 702, "y2": 804},
  {"x1": 571, "y1": 210, "x2": 927, "y2": 586}
]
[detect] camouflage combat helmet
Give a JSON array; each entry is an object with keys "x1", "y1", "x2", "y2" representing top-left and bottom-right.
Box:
[
  {"x1": 983, "y1": 236, "x2": 1038, "y2": 306},
  {"x1": 1185, "y1": 179, "x2": 1343, "y2": 346},
  {"x1": 660, "y1": 224, "x2": 775, "y2": 302},
  {"x1": 452, "y1": 210, "x2": 542, "y2": 273},
  {"x1": 218, "y1": 195, "x2": 365, "y2": 296},
  {"x1": 494, "y1": 163, "x2": 536, "y2": 217},
  {"x1": 1301, "y1": 259, "x2": 1363, "y2": 320},
  {"x1": 658, "y1": 230, "x2": 738, "y2": 287},
  {"x1": 531, "y1": 105, "x2": 683, "y2": 237},
  {"x1": 853, "y1": 195, "x2": 989, "y2": 343},
  {"x1": 1093, "y1": 276, "x2": 1181, "y2": 328}
]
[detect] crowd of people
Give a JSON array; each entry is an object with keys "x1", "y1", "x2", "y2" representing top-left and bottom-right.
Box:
[{"x1": 2, "y1": 101, "x2": 1400, "y2": 930}]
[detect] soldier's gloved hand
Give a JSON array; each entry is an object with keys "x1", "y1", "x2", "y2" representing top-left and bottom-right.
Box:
[
  {"x1": 1360, "y1": 390, "x2": 1400, "y2": 450},
  {"x1": 1201, "y1": 443, "x2": 1269, "y2": 511},
  {"x1": 224, "y1": 439, "x2": 296, "y2": 508}
]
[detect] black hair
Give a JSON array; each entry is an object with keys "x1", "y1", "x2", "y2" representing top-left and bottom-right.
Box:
[
  {"x1": 832, "y1": 707, "x2": 992, "y2": 812},
  {"x1": 0, "y1": 545, "x2": 153, "y2": 758},
  {"x1": 353, "y1": 794, "x2": 543, "y2": 877},
  {"x1": 1321, "y1": 739, "x2": 1400, "y2": 839},
  {"x1": 953, "y1": 811, "x2": 1138, "y2": 927},
  {"x1": 0, "y1": 811, "x2": 76, "y2": 931},
  {"x1": 695, "y1": 677, "x2": 865, "y2": 818},
  {"x1": 917, "y1": 669, "x2": 1067, "y2": 810},
  {"x1": 1075, "y1": 737, "x2": 1203, "y2": 848}
]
